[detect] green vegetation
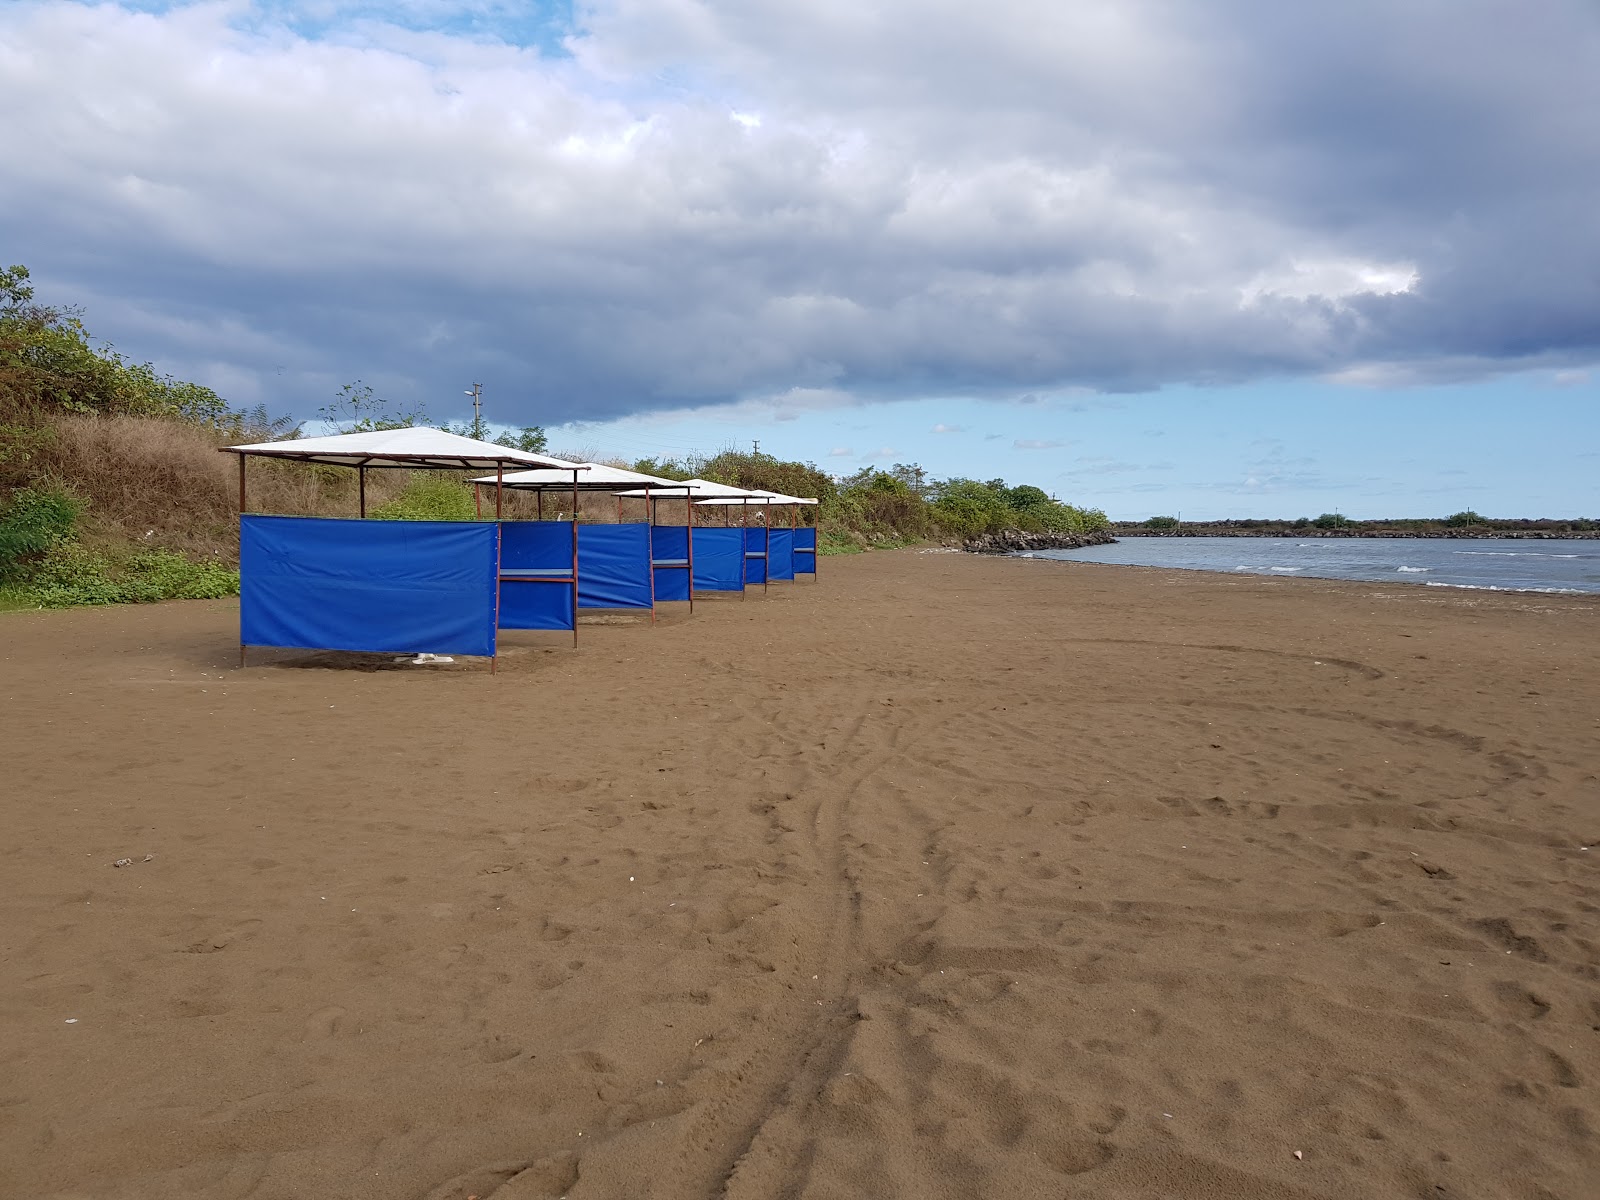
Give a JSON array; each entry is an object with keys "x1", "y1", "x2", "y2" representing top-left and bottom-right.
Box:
[
  {"x1": 370, "y1": 475, "x2": 478, "y2": 522},
  {"x1": 0, "y1": 483, "x2": 237, "y2": 609},
  {"x1": 1143, "y1": 515, "x2": 1179, "y2": 530},
  {"x1": 1, "y1": 265, "x2": 230, "y2": 424},
  {"x1": 634, "y1": 450, "x2": 1108, "y2": 549}
]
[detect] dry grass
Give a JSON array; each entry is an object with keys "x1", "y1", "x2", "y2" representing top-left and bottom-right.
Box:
[{"x1": 18, "y1": 414, "x2": 702, "y2": 563}]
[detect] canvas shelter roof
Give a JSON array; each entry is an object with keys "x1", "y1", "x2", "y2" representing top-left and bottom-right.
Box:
[
  {"x1": 223, "y1": 426, "x2": 582, "y2": 471},
  {"x1": 471, "y1": 462, "x2": 690, "y2": 491},
  {"x1": 612, "y1": 477, "x2": 760, "y2": 499},
  {"x1": 694, "y1": 491, "x2": 817, "y2": 506}
]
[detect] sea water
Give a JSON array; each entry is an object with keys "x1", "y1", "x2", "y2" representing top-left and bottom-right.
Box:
[{"x1": 1024, "y1": 537, "x2": 1600, "y2": 595}]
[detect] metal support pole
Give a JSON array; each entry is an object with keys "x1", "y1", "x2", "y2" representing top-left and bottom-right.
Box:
[
  {"x1": 686, "y1": 490, "x2": 695, "y2": 614},
  {"x1": 496, "y1": 463, "x2": 504, "y2": 519},
  {"x1": 491, "y1": 521, "x2": 502, "y2": 675},
  {"x1": 764, "y1": 502, "x2": 770, "y2": 594},
  {"x1": 571, "y1": 469, "x2": 579, "y2": 647},
  {"x1": 359, "y1": 465, "x2": 367, "y2": 518},
  {"x1": 475, "y1": 483, "x2": 482, "y2": 519},
  {"x1": 237, "y1": 453, "x2": 246, "y2": 514}
]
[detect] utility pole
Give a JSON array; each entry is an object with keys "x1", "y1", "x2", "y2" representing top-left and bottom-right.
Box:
[
  {"x1": 464, "y1": 383, "x2": 484, "y2": 439},
  {"x1": 753, "y1": 439, "x2": 760, "y2": 456}
]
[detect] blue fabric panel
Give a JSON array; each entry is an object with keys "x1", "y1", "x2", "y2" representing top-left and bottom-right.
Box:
[
  {"x1": 743, "y1": 525, "x2": 768, "y2": 585},
  {"x1": 501, "y1": 520, "x2": 573, "y2": 571},
  {"x1": 240, "y1": 515, "x2": 497, "y2": 656},
  {"x1": 578, "y1": 524, "x2": 653, "y2": 610},
  {"x1": 650, "y1": 525, "x2": 691, "y2": 601},
  {"x1": 498, "y1": 578, "x2": 575, "y2": 630},
  {"x1": 498, "y1": 521, "x2": 575, "y2": 630},
  {"x1": 794, "y1": 526, "x2": 817, "y2": 574},
  {"x1": 691, "y1": 527, "x2": 744, "y2": 592},
  {"x1": 769, "y1": 528, "x2": 795, "y2": 580}
]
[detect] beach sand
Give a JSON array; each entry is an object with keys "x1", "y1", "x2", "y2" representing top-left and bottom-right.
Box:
[{"x1": 2, "y1": 551, "x2": 1597, "y2": 1199}]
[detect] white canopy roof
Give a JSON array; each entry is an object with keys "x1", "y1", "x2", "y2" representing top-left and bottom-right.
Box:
[
  {"x1": 224, "y1": 426, "x2": 581, "y2": 471},
  {"x1": 695, "y1": 491, "x2": 818, "y2": 506},
  {"x1": 471, "y1": 462, "x2": 690, "y2": 491},
  {"x1": 614, "y1": 477, "x2": 763, "y2": 499}
]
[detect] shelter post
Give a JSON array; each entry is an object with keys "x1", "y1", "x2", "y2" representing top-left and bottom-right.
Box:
[
  {"x1": 491, "y1": 522, "x2": 502, "y2": 675},
  {"x1": 474, "y1": 483, "x2": 482, "y2": 519},
  {"x1": 358, "y1": 465, "x2": 367, "y2": 518},
  {"x1": 647, "y1": 487, "x2": 657, "y2": 623},
  {"x1": 571, "y1": 468, "x2": 579, "y2": 647},
  {"x1": 237, "y1": 453, "x2": 246, "y2": 514},
  {"x1": 764, "y1": 502, "x2": 770, "y2": 594},
  {"x1": 537, "y1": 491, "x2": 543, "y2": 520},
  {"x1": 741, "y1": 499, "x2": 748, "y2": 598},
  {"x1": 496, "y1": 464, "x2": 504, "y2": 520},
  {"x1": 686, "y1": 489, "x2": 695, "y2": 614}
]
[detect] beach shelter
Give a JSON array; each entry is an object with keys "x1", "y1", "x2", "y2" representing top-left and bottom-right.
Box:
[
  {"x1": 615, "y1": 479, "x2": 776, "y2": 596},
  {"x1": 692, "y1": 491, "x2": 819, "y2": 588},
  {"x1": 470, "y1": 463, "x2": 694, "y2": 626},
  {"x1": 222, "y1": 427, "x2": 583, "y2": 670}
]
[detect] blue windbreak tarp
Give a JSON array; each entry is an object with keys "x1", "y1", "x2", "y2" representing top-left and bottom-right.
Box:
[
  {"x1": 769, "y1": 528, "x2": 795, "y2": 580},
  {"x1": 499, "y1": 521, "x2": 575, "y2": 630},
  {"x1": 578, "y1": 524, "x2": 653, "y2": 610},
  {"x1": 743, "y1": 526, "x2": 768, "y2": 585},
  {"x1": 691, "y1": 527, "x2": 744, "y2": 592},
  {"x1": 794, "y1": 526, "x2": 817, "y2": 573},
  {"x1": 651, "y1": 525, "x2": 691, "y2": 602},
  {"x1": 240, "y1": 515, "x2": 497, "y2": 656}
]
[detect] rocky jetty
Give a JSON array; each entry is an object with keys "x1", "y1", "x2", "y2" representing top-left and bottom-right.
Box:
[{"x1": 963, "y1": 529, "x2": 1117, "y2": 554}]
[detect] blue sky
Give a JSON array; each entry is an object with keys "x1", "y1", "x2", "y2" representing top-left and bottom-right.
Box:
[
  {"x1": 548, "y1": 374, "x2": 1597, "y2": 520},
  {"x1": 3, "y1": 1, "x2": 1597, "y2": 518}
]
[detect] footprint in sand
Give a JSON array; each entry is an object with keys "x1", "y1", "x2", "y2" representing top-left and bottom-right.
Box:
[{"x1": 301, "y1": 1005, "x2": 348, "y2": 1040}]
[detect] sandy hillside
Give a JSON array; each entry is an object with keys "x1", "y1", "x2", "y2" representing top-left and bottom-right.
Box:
[{"x1": 1, "y1": 551, "x2": 1597, "y2": 1200}]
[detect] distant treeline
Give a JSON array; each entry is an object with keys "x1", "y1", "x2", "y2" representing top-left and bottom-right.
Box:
[
  {"x1": 1120, "y1": 512, "x2": 1598, "y2": 539},
  {"x1": 631, "y1": 455, "x2": 1109, "y2": 552}
]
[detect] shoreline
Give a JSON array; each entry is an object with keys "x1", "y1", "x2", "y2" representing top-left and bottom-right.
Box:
[
  {"x1": 1011, "y1": 549, "x2": 1600, "y2": 599},
  {"x1": 1113, "y1": 527, "x2": 1598, "y2": 539},
  {"x1": 3, "y1": 551, "x2": 1597, "y2": 1199}
]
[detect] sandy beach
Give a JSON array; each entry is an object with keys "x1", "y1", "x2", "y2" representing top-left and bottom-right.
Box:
[{"x1": 2, "y1": 551, "x2": 1597, "y2": 1200}]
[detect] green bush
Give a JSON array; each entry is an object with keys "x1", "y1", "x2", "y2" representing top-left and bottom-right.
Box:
[
  {"x1": 0, "y1": 484, "x2": 84, "y2": 571},
  {"x1": 370, "y1": 475, "x2": 478, "y2": 521},
  {"x1": 12, "y1": 541, "x2": 237, "y2": 608}
]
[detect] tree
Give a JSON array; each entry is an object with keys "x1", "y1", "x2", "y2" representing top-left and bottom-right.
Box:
[
  {"x1": 2, "y1": 263, "x2": 229, "y2": 423},
  {"x1": 1144, "y1": 515, "x2": 1179, "y2": 530},
  {"x1": 493, "y1": 426, "x2": 548, "y2": 454},
  {"x1": 319, "y1": 381, "x2": 425, "y2": 433},
  {"x1": 1445, "y1": 509, "x2": 1485, "y2": 526},
  {"x1": 1311, "y1": 512, "x2": 1348, "y2": 529},
  {"x1": 1006, "y1": 484, "x2": 1051, "y2": 511}
]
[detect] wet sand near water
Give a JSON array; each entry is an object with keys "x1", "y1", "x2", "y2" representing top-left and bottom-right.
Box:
[{"x1": 2, "y1": 551, "x2": 1598, "y2": 1199}]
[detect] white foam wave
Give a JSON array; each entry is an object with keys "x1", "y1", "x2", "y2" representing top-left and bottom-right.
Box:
[
  {"x1": 1455, "y1": 550, "x2": 1585, "y2": 558},
  {"x1": 1425, "y1": 581, "x2": 1586, "y2": 595},
  {"x1": 1396, "y1": 565, "x2": 1429, "y2": 573}
]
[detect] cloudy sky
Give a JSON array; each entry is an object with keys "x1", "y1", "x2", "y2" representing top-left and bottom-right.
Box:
[{"x1": 2, "y1": 0, "x2": 1596, "y2": 517}]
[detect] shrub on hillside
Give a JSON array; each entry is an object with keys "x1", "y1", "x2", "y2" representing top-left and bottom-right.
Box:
[
  {"x1": 0, "y1": 484, "x2": 83, "y2": 570},
  {"x1": 370, "y1": 475, "x2": 478, "y2": 521}
]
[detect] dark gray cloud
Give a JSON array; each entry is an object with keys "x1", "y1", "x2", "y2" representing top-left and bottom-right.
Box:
[{"x1": 1, "y1": 0, "x2": 1596, "y2": 427}]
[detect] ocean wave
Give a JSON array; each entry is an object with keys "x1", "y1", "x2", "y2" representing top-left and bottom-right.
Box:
[
  {"x1": 1425, "y1": 581, "x2": 1586, "y2": 595},
  {"x1": 1396, "y1": 566, "x2": 1430, "y2": 573},
  {"x1": 1455, "y1": 550, "x2": 1586, "y2": 558}
]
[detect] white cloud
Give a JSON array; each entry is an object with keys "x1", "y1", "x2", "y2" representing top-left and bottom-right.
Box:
[
  {"x1": 1015, "y1": 438, "x2": 1065, "y2": 450},
  {"x1": 1, "y1": 0, "x2": 1597, "y2": 425},
  {"x1": 931, "y1": 423, "x2": 964, "y2": 433}
]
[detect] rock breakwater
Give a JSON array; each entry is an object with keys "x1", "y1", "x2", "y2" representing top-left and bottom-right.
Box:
[{"x1": 963, "y1": 529, "x2": 1117, "y2": 554}]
